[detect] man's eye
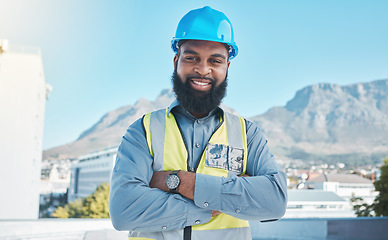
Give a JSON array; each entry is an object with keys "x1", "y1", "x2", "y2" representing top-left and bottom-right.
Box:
[
  {"x1": 185, "y1": 56, "x2": 197, "y2": 61},
  {"x1": 211, "y1": 59, "x2": 222, "y2": 64}
]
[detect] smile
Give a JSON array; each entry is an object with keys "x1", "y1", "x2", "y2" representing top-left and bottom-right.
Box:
[{"x1": 193, "y1": 80, "x2": 210, "y2": 86}]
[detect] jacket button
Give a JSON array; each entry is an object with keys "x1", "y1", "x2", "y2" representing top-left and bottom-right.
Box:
[
  {"x1": 235, "y1": 209, "x2": 241, "y2": 213},
  {"x1": 162, "y1": 226, "x2": 167, "y2": 230},
  {"x1": 203, "y1": 202, "x2": 209, "y2": 207},
  {"x1": 195, "y1": 220, "x2": 200, "y2": 224},
  {"x1": 195, "y1": 143, "x2": 200, "y2": 148}
]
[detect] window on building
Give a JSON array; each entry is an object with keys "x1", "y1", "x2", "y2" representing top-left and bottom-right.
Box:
[
  {"x1": 74, "y1": 168, "x2": 80, "y2": 194},
  {"x1": 287, "y1": 205, "x2": 303, "y2": 209}
]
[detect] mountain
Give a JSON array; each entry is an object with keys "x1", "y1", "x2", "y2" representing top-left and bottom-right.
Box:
[
  {"x1": 43, "y1": 79, "x2": 388, "y2": 166},
  {"x1": 43, "y1": 89, "x2": 237, "y2": 160},
  {"x1": 250, "y1": 79, "x2": 388, "y2": 165}
]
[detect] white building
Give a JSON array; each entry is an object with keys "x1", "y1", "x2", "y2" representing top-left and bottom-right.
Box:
[
  {"x1": 0, "y1": 40, "x2": 51, "y2": 219},
  {"x1": 304, "y1": 173, "x2": 378, "y2": 205},
  {"x1": 284, "y1": 190, "x2": 354, "y2": 218},
  {"x1": 68, "y1": 147, "x2": 118, "y2": 202},
  {"x1": 40, "y1": 159, "x2": 72, "y2": 194},
  {"x1": 39, "y1": 159, "x2": 72, "y2": 217}
]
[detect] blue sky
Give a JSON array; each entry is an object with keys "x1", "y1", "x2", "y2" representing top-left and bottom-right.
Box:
[{"x1": 1, "y1": 0, "x2": 388, "y2": 150}]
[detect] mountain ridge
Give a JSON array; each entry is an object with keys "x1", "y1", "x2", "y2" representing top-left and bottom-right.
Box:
[
  {"x1": 251, "y1": 79, "x2": 388, "y2": 159},
  {"x1": 43, "y1": 79, "x2": 388, "y2": 164}
]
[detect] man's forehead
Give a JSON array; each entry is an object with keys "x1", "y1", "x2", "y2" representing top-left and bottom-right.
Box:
[{"x1": 179, "y1": 40, "x2": 229, "y2": 55}]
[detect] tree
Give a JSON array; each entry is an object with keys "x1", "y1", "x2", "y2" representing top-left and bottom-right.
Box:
[
  {"x1": 53, "y1": 182, "x2": 110, "y2": 218},
  {"x1": 350, "y1": 195, "x2": 374, "y2": 217},
  {"x1": 52, "y1": 205, "x2": 69, "y2": 218},
  {"x1": 82, "y1": 182, "x2": 110, "y2": 218},
  {"x1": 373, "y1": 156, "x2": 388, "y2": 216},
  {"x1": 52, "y1": 198, "x2": 85, "y2": 218}
]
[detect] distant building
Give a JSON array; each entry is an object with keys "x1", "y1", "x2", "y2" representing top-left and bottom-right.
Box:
[
  {"x1": 304, "y1": 173, "x2": 378, "y2": 205},
  {"x1": 68, "y1": 147, "x2": 118, "y2": 202},
  {"x1": 285, "y1": 190, "x2": 354, "y2": 218},
  {"x1": 39, "y1": 159, "x2": 71, "y2": 217},
  {"x1": 40, "y1": 159, "x2": 71, "y2": 194},
  {"x1": 0, "y1": 40, "x2": 51, "y2": 219}
]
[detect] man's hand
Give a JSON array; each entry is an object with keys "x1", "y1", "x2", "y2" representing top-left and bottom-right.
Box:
[
  {"x1": 240, "y1": 174, "x2": 250, "y2": 177},
  {"x1": 212, "y1": 210, "x2": 222, "y2": 217},
  {"x1": 149, "y1": 171, "x2": 170, "y2": 192},
  {"x1": 149, "y1": 170, "x2": 196, "y2": 200}
]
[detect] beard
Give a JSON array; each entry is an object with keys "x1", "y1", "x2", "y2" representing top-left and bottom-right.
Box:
[{"x1": 171, "y1": 68, "x2": 228, "y2": 115}]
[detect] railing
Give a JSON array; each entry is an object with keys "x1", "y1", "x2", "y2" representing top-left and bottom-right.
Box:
[
  {"x1": 0, "y1": 231, "x2": 85, "y2": 240},
  {"x1": 251, "y1": 217, "x2": 388, "y2": 240},
  {"x1": 0, "y1": 219, "x2": 127, "y2": 240},
  {"x1": 1, "y1": 218, "x2": 387, "y2": 240}
]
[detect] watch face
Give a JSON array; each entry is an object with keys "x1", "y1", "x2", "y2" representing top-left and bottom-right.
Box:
[{"x1": 166, "y1": 174, "x2": 180, "y2": 189}]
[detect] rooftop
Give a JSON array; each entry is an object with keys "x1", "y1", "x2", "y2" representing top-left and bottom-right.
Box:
[
  {"x1": 288, "y1": 190, "x2": 346, "y2": 202},
  {"x1": 306, "y1": 173, "x2": 373, "y2": 184},
  {"x1": 0, "y1": 40, "x2": 41, "y2": 55}
]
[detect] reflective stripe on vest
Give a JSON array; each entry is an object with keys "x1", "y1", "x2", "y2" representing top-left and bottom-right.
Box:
[{"x1": 142, "y1": 108, "x2": 251, "y2": 240}]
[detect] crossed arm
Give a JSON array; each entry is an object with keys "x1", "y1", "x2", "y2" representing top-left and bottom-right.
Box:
[
  {"x1": 149, "y1": 170, "x2": 249, "y2": 216},
  {"x1": 109, "y1": 118, "x2": 288, "y2": 231},
  {"x1": 149, "y1": 170, "x2": 196, "y2": 200}
]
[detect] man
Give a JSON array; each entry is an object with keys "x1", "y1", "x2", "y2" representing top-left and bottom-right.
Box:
[{"x1": 109, "y1": 6, "x2": 287, "y2": 240}]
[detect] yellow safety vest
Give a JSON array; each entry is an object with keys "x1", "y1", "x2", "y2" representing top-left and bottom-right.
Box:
[{"x1": 132, "y1": 108, "x2": 251, "y2": 240}]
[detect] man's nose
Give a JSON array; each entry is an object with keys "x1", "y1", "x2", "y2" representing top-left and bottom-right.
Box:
[{"x1": 194, "y1": 61, "x2": 211, "y2": 76}]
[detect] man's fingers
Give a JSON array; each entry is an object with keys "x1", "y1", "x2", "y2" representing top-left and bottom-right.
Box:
[
  {"x1": 212, "y1": 210, "x2": 222, "y2": 217},
  {"x1": 239, "y1": 174, "x2": 250, "y2": 177}
]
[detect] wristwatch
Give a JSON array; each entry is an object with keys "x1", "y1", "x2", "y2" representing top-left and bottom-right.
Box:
[{"x1": 166, "y1": 170, "x2": 181, "y2": 194}]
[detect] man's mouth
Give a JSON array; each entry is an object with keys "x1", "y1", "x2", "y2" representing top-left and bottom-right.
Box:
[
  {"x1": 185, "y1": 76, "x2": 214, "y2": 92},
  {"x1": 192, "y1": 80, "x2": 211, "y2": 86}
]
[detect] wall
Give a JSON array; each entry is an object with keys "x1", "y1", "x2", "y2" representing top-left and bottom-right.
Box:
[
  {"x1": 0, "y1": 46, "x2": 47, "y2": 219},
  {"x1": 251, "y1": 218, "x2": 388, "y2": 240},
  {"x1": 1, "y1": 218, "x2": 387, "y2": 240}
]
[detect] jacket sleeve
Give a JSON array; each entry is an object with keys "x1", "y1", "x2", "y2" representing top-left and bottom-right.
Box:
[
  {"x1": 109, "y1": 118, "x2": 212, "y2": 232},
  {"x1": 193, "y1": 120, "x2": 288, "y2": 221}
]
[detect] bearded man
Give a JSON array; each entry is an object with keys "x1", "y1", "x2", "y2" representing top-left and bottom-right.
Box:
[{"x1": 109, "y1": 6, "x2": 287, "y2": 240}]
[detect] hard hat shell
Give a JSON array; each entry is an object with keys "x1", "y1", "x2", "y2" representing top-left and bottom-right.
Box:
[{"x1": 171, "y1": 6, "x2": 238, "y2": 59}]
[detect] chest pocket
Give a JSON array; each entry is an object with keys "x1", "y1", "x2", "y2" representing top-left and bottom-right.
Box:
[{"x1": 205, "y1": 143, "x2": 244, "y2": 175}]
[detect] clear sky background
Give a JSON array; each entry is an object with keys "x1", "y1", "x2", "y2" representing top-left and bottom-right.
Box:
[{"x1": 1, "y1": 0, "x2": 388, "y2": 150}]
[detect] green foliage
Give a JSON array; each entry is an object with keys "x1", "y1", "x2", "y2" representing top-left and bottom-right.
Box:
[
  {"x1": 53, "y1": 183, "x2": 110, "y2": 218},
  {"x1": 350, "y1": 196, "x2": 374, "y2": 217},
  {"x1": 52, "y1": 206, "x2": 69, "y2": 218},
  {"x1": 39, "y1": 192, "x2": 68, "y2": 218},
  {"x1": 373, "y1": 156, "x2": 388, "y2": 216},
  {"x1": 349, "y1": 155, "x2": 388, "y2": 217},
  {"x1": 82, "y1": 183, "x2": 110, "y2": 218}
]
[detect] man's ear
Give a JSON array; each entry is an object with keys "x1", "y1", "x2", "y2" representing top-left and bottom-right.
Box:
[
  {"x1": 227, "y1": 61, "x2": 230, "y2": 69},
  {"x1": 173, "y1": 54, "x2": 179, "y2": 67}
]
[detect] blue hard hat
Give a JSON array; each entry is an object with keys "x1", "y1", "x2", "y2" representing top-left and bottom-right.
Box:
[{"x1": 171, "y1": 6, "x2": 238, "y2": 59}]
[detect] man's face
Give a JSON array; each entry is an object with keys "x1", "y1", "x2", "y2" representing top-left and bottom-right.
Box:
[
  {"x1": 172, "y1": 40, "x2": 230, "y2": 116},
  {"x1": 174, "y1": 40, "x2": 230, "y2": 93}
]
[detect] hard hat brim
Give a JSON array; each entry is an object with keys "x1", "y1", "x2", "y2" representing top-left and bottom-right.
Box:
[{"x1": 171, "y1": 38, "x2": 238, "y2": 60}]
